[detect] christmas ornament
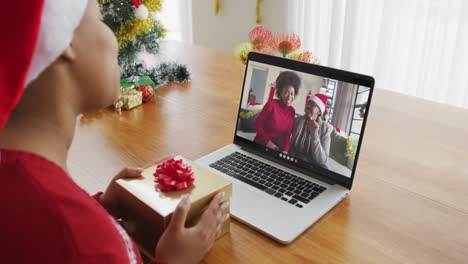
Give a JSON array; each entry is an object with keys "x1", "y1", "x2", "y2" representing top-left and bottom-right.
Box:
[
  {"x1": 215, "y1": 0, "x2": 220, "y2": 16},
  {"x1": 256, "y1": 0, "x2": 263, "y2": 24},
  {"x1": 99, "y1": 0, "x2": 164, "y2": 62},
  {"x1": 135, "y1": 4, "x2": 149, "y2": 20},
  {"x1": 214, "y1": 0, "x2": 262, "y2": 24},
  {"x1": 153, "y1": 158, "x2": 195, "y2": 192},
  {"x1": 138, "y1": 84, "x2": 154, "y2": 102}
]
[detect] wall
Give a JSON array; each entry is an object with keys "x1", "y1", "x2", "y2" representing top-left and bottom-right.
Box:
[{"x1": 192, "y1": 0, "x2": 289, "y2": 52}]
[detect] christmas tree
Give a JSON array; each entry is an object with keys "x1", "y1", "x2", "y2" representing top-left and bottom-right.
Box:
[{"x1": 98, "y1": 0, "x2": 190, "y2": 88}]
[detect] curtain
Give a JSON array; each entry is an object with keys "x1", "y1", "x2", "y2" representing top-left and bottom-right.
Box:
[
  {"x1": 331, "y1": 82, "x2": 358, "y2": 134},
  {"x1": 287, "y1": 0, "x2": 468, "y2": 108},
  {"x1": 158, "y1": 0, "x2": 192, "y2": 42}
]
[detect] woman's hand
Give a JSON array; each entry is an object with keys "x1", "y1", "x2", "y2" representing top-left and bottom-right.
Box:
[
  {"x1": 98, "y1": 167, "x2": 144, "y2": 218},
  {"x1": 99, "y1": 156, "x2": 172, "y2": 218},
  {"x1": 266, "y1": 140, "x2": 279, "y2": 150},
  {"x1": 309, "y1": 119, "x2": 319, "y2": 129},
  {"x1": 155, "y1": 192, "x2": 229, "y2": 264},
  {"x1": 307, "y1": 119, "x2": 320, "y2": 137}
]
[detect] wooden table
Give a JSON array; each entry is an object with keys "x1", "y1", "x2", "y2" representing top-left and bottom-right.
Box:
[{"x1": 69, "y1": 42, "x2": 468, "y2": 263}]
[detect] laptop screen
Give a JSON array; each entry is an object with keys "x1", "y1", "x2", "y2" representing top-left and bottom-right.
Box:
[{"x1": 234, "y1": 53, "x2": 373, "y2": 186}]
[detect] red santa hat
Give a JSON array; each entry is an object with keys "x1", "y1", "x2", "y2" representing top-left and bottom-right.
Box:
[
  {"x1": 310, "y1": 93, "x2": 328, "y2": 116},
  {"x1": 0, "y1": 1, "x2": 87, "y2": 131}
]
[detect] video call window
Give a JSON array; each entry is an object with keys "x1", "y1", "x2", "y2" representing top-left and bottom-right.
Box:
[{"x1": 236, "y1": 61, "x2": 370, "y2": 178}]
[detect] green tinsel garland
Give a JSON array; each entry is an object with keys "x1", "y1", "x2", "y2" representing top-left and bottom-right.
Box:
[{"x1": 122, "y1": 62, "x2": 191, "y2": 88}]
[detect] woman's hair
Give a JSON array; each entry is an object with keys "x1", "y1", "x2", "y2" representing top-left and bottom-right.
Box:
[{"x1": 275, "y1": 71, "x2": 301, "y2": 98}]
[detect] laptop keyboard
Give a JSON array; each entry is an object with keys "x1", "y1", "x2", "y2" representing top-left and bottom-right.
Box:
[{"x1": 209, "y1": 152, "x2": 327, "y2": 208}]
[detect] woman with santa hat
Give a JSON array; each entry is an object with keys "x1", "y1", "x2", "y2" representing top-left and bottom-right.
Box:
[
  {"x1": 0, "y1": 1, "x2": 227, "y2": 263},
  {"x1": 289, "y1": 94, "x2": 333, "y2": 169}
]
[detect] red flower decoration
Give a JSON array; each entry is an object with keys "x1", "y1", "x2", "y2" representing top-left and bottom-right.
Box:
[
  {"x1": 255, "y1": 45, "x2": 277, "y2": 56},
  {"x1": 309, "y1": 54, "x2": 320, "y2": 65},
  {"x1": 270, "y1": 32, "x2": 301, "y2": 56},
  {"x1": 298, "y1": 51, "x2": 311, "y2": 63},
  {"x1": 248, "y1": 26, "x2": 272, "y2": 51},
  {"x1": 154, "y1": 158, "x2": 195, "y2": 192}
]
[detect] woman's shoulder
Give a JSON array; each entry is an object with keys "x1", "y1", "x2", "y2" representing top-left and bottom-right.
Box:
[
  {"x1": 0, "y1": 149, "x2": 142, "y2": 263},
  {"x1": 267, "y1": 99, "x2": 279, "y2": 106},
  {"x1": 294, "y1": 115, "x2": 307, "y2": 123},
  {"x1": 0, "y1": 149, "x2": 97, "y2": 213},
  {"x1": 262, "y1": 99, "x2": 276, "y2": 109},
  {"x1": 292, "y1": 116, "x2": 309, "y2": 131},
  {"x1": 0, "y1": 150, "x2": 83, "y2": 261},
  {"x1": 0, "y1": 149, "x2": 106, "y2": 227},
  {"x1": 0, "y1": 149, "x2": 68, "y2": 182}
]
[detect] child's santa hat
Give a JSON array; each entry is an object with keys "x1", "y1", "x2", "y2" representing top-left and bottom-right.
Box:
[
  {"x1": 310, "y1": 93, "x2": 328, "y2": 116},
  {"x1": 0, "y1": 0, "x2": 87, "y2": 131}
]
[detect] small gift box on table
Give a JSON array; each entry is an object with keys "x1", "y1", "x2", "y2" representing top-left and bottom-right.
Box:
[
  {"x1": 115, "y1": 156, "x2": 232, "y2": 259},
  {"x1": 114, "y1": 87, "x2": 143, "y2": 112}
]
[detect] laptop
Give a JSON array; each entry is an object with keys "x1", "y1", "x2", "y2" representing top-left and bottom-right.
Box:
[{"x1": 196, "y1": 52, "x2": 374, "y2": 243}]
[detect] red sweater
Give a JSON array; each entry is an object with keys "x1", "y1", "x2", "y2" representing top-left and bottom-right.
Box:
[
  {"x1": 254, "y1": 99, "x2": 295, "y2": 153},
  {"x1": 0, "y1": 149, "x2": 160, "y2": 263}
]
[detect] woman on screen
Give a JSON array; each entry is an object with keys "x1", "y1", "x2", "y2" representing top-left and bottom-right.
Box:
[
  {"x1": 290, "y1": 94, "x2": 333, "y2": 169},
  {"x1": 254, "y1": 71, "x2": 301, "y2": 153}
]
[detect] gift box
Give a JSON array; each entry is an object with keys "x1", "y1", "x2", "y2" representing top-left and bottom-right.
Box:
[
  {"x1": 120, "y1": 75, "x2": 156, "y2": 90},
  {"x1": 114, "y1": 87, "x2": 143, "y2": 111},
  {"x1": 115, "y1": 156, "x2": 232, "y2": 260}
]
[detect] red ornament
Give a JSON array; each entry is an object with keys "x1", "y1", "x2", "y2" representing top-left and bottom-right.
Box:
[
  {"x1": 137, "y1": 84, "x2": 154, "y2": 102},
  {"x1": 153, "y1": 158, "x2": 195, "y2": 192},
  {"x1": 131, "y1": 0, "x2": 141, "y2": 8}
]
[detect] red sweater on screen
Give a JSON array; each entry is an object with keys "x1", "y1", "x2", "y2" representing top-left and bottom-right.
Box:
[
  {"x1": 0, "y1": 149, "x2": 161, "y2": 264},
  {"x1": 254, "y1": 99, "x2": 295, "y2": 153}
]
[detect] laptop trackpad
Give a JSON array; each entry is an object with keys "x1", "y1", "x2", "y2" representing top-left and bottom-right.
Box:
[{"x1": 230, "y1": 182, "x2": 272, "y2": 217}]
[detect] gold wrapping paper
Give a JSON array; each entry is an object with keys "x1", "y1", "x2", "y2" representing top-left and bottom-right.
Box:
[{"x1": 116, "y1": 156, "x2": 232, "y2": 260}]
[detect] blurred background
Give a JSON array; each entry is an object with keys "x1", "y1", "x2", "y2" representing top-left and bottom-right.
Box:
[{"x1": 158, "y1": 0, "x2": 468, "y2": 109}]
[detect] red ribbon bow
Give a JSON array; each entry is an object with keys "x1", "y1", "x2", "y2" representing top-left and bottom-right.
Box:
[{"x1": 154, "y1": 158, "x2": 195, "y2": 192}]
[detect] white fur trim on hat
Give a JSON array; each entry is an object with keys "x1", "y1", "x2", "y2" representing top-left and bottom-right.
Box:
[
  {"x1": 311, "y1": 96, "x2": 325, "y2": 114},
  {"x1": 26, "y1": 0, "x2": 88, "y2": 86}
]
